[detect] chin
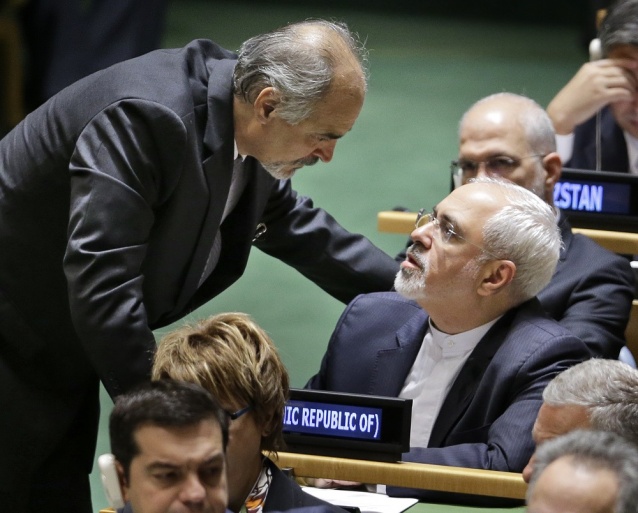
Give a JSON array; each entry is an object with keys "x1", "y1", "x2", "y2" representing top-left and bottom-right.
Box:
[{"x1": 262, "y1": 163, "x2": 297, "y2": 180}]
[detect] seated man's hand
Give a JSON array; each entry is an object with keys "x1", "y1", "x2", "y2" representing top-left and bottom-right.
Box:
[{"x1": 547, "y1": 58, "x2": 637, "y2": 134}]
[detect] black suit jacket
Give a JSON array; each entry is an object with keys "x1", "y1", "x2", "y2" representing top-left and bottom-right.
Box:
[
  {"x1": 537, "y1": 215, "x2": 634, "y2": 358},
  {"x1": 265, "y1": 458, "x2": 344, "y2": 512},
  {"x1": 567, "y1": 106, "x2": 629, "y2": 172},
  {"x1": 307, "y1": 292, "x2": 590, "y2": 504},
  {"x1": 0, "y1": 39, "x2": 398, "y2": 503}
]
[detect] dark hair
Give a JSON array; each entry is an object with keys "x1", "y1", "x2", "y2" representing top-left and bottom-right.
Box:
[
  {"x1": 109, "y1": 380, "x2": 228, "y2": 478},
  {"x1": 600, "y1": 0, "x2": 638, "y2": 55}
]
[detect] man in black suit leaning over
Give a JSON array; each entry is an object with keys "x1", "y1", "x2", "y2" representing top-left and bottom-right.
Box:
[
  {"x1": 0, "y1": 20, "x2": 399, "y2": 512},
  {"x1": 308, "y1": 178, "x2": 589, "y2": 505},
  {"x1": 454, "y1": 93, "x2": 634, "y2": 358}
]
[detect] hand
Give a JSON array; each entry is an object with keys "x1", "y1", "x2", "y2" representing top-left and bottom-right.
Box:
[
  {"x1": 305, "y1": 477, "x2": 364, "y2": 489},
  {"x1": 547, "y1": 58, "x2": 638, "y2": 134}
]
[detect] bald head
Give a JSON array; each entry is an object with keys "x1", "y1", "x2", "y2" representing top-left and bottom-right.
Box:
[{"x1": 457, "y1": 93, "x2": 561, "y2": 205}]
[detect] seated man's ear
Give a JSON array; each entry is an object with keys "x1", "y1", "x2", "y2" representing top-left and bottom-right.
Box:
[
  {"x1": 478, "y1": 260, "x2": 516, "y2": 296},
  {"x1": 542, "y1": 152, "x2": 562, "y2": 196},
  {"x1": 115, "y1": 460, "x2": 129, "y2": 503}
]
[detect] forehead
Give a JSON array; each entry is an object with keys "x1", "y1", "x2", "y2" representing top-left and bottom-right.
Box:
[
  {"x1": 534, "y1": 403, "x2": 591, "y2": 440},
  {"x1": 438, "y1": 183, "x2": 506, "y2": 226},
  {"x1": 301, "y1": 78, "x2": 365, "y2": 134},
  {"x1": 134, "y1": 420, "x2": 224, "y2": 463},
  {"x1": 459, "y1": 102, "x2": 531, "y2": 156}
]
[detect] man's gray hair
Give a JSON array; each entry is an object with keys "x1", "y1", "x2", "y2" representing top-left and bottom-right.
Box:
[
  {"x1": 600, "y1": 0, "x2": 638, "y2": 56},
  {"x1": 472, "y1": 177, "x2": 561, "y2": 303},
  {"x1": 233, "y1": 19, "x2": 368, "y2": 124},
  {"x1": 460, "y1": 93, "x2": 557, "y2": 158},
  {"x1": 527, "y1": 430, "x2": 638, "y2": 513},
  {"x1": 543, "y1": 359, "x2": 638, "y2": 445}
]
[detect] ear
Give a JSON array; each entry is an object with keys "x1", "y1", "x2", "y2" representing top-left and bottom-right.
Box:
[
  {"x1": 542, "y1": 152, "x2": 562, "y2": 196},
  {"x1": 115, "y1": 460, "x2": 130, "y2": 502},
  {"x1": 253, "y1": 87, "x2": 280, "y2": 123},
  {"x1": 477, "y1": 260, "x2": 516, "y2": 296}
]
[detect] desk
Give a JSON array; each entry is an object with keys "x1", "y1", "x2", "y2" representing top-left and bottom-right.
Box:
[{"x1": 274, "y1": 452, "x2": 527, "y2": 500}]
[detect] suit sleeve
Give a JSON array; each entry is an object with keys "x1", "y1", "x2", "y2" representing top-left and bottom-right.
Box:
[
  {"x1": 554, "y1": 253, "x2": 634, "y2": 359},
  {"x1": 63, "y1": 99, "x2": 187, "y2": 398},
  {"x1": 254, "y1": 180, "x2": 400, "y2": 304},
  {"x1": 387, "y1": 333, "x2": 589, "y2": 506}
]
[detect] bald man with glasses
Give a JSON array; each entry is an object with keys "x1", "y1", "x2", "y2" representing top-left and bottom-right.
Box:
[
  {"x1": 450, "y1": 92, "x2": 634, "y2": 360},
  {"x1": 307, "y1": 178, "x2": 589, "y2": 506}
]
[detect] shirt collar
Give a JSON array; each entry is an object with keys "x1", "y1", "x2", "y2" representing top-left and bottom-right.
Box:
[{"x1": 428, "y1": 316, "x2": 502, "y2": 357}]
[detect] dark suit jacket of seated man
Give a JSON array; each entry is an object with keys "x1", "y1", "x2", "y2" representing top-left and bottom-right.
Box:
[{"x1": 307, "y1": 179, "x2": 590, "y2": 506}]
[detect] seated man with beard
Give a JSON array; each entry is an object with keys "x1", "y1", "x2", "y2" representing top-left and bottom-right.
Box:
[{"x1": 307, "y1": 178, "x2": 590, "y2": 505}]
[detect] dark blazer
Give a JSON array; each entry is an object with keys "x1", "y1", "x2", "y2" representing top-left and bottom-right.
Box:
[
  {"x1": 265, "y1": 458, "x2": 344, "y2": 512},
  {"x1": 538, "y1": 216, "x2": 634, "y2": 358},
  {"x1": 307, "y1": 292, "x2": 590, "y2": 504},
  {"x1": 0, "y1": 40, "x2": 398, "y2": 510},
  {"x1": 567, "y1": 106, "x2": 629, "y2": 172}
]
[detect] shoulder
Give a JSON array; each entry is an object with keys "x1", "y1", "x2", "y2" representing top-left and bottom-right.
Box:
[
  {"x1": 500, "y1": 300, "x2": 588, "y2": 357},
  {"x1": 342, "y1": 292, "x2": 424, "y2": 321}
]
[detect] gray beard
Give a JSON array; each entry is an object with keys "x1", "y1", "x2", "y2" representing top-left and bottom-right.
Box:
[{"x1": 394, "y1": 249, "x2": 429, "y2": 300}]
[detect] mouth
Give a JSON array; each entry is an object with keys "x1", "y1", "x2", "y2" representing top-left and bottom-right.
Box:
[{"x1": 403, "y1": 246, "x2": 424, "y2": 271}]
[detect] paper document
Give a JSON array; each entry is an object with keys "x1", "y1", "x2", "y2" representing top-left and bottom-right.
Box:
[{"x1": 302, "y1": 486, "x2": 418, "y2": 513}]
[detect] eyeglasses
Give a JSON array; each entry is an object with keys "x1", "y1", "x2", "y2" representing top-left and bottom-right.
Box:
[
  {"x1": 224, "y1": 405, "x2": 252, "y2": 421},
  {"x1": 450, "y1": 154, "x2": 545, "y2": 181},
  {"x1": 414, "y1": 208, "x2": 500, "y2": 260}
]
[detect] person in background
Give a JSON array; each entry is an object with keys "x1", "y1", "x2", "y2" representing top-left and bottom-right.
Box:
[
  {"x1": 522, "y1": 358, "x2": 638, "y2": 482},
  {"x1": 152, "y1": 312, "x2": 344, "y2": 512},
  {"x1": 453, "y1": 92, "x2": 634, "y2": 358},
  {"x1": 18, "y1": 0, "x2": 169, "y2": 112},
  {"x1": 526, "y1": 430, "x2": 638, "y2": 513},
  {"x1": 547, "y1": 0, "x2": 638, "y2": 173},
  {"x1": 109, "y1": 380, "x2": 229, "y2": 513},
  {"x1": 308, "y1": 178, "x2": 589, "y2": 506},
  {"x1": 0, "y1": 19, "x2": 398, "y2": 512}
]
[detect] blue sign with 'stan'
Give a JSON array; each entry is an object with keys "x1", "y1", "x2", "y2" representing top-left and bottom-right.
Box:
[{"x1": 554, "y1": 180, "x2": 631, "y2": 214}]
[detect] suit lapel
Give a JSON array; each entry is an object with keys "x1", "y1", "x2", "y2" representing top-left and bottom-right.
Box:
[
  {"x1": 174, "y1": 58, "x2": 237, "y2": 312},
  {"x1": 368, "y1": 311, "x2": 429, "y2": 397},
  {"x1": 428, "y1": 307, "x2": 517, "y2": 447}
]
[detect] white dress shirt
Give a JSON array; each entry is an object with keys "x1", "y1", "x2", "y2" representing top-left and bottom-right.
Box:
[{"x1": 399, "y1": 316, "x2": 501, "y2": 448}]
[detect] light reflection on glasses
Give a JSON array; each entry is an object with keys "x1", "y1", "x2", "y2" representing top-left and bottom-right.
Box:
[{"x1": 414, "y1": 208, "x2": 501, "y2": 260}]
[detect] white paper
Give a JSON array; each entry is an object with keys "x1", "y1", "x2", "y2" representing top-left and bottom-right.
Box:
[{"x1": 302, "y1": 486, "x2": 418, "y2": 513}]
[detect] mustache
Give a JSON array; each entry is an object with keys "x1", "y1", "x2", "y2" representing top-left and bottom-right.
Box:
[
  {"x1": 293, "y1": 155, "x2": 319, "y2": 167},
  {"x1": 406, "y1": 241, "x2": 427, "y2": 270}
]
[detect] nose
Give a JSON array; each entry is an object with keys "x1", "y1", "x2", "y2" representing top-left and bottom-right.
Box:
[
  {"x1": 179, "y1": 473, "x2": 206, "y2": 504},
  {"x1": 522, "y1": 454, "x2": 535, "y2": 484},
  {"x1": 312, "y1": 140, "x2": 337, "y2": 162},
  {"x1": 475, "y1": 162, "x2": 491, "y2": 178},
  {"x1": 409, "y1": 223, "x2": 434, "y2": 249}
]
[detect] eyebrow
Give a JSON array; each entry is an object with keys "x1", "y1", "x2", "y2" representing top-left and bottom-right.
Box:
[{"x1": 146, "y1": 453, "x2": 225, "y2": 472}]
